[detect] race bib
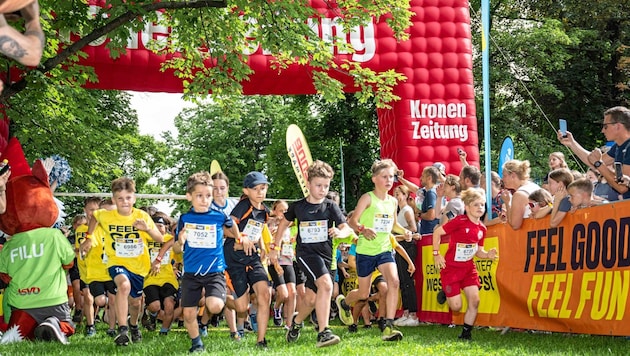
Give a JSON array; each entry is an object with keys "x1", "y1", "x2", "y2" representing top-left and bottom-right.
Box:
[
  {"x1": 102, "y1": 252, "x2": 108, "y2": 265},
  {"x1": 454, "y1": 243, "x2": 478, "y2": 262},
  {"x1": 299, "y1": 220, "x2": 328, "y2": 244},
  {"x1": 185, "y1": 223, "x2": 218, "y2": 249},
  {"x1": 115, "y1": 238, "x2": 143, "y2": 258},
  {"x1": 373, "y1": 214, "x2": 394, "y2": 233},
  {"x1": 150, "y1": 249, "x2": 171, "y2": 265},
  {"x1": 281, "y1": 243, "x2": 294, "y2": 257},
  {"x1": 242, "y1": 220, "x2": 264, "y2": 242},
  {"x1": 281, "y1": 228, "x2": 292, "y2": 244}
]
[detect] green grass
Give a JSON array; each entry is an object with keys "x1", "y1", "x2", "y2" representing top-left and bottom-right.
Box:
[{"x1": 3, "y1": 320, "x2": 629, "y2": 355}]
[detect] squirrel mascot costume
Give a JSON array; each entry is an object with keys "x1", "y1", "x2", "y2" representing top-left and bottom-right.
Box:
[{"x1": 0, "y1": 137, "x2": 75, "y2": 344}]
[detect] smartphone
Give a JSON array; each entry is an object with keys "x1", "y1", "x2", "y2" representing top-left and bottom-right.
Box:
[
  {"x1": 0, "y1": 160, "x2": 10, "y2": 175},
  {"x1": 615, "y1": 162, "x2": 623, "y2": 183},
  {"x1": 446, "y1": 211, "x2": 455, "y2": 220},
  {"x1": 394, "y1": 174, "x2": 399, "y2": 182},
  {"x1": 559, "y1": 119, "x2": 567, "y2": 138},
  {"x1": 457, "y1": 148, "x2": 465, "y2": 156}
]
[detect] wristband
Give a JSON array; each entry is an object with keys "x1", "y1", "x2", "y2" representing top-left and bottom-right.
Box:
[
  {"x1": 433, "y1": 250, "x2": 439, "y2": 256},
  {"x1": 358, "y1": 225, "x2": 365, "y2": 233},
  {"x1": 155, "y1": 255, "x2": 162, "y2": 262},
  {"x1": 269, "y1": 243, "x2": 281, "y2": 251}
]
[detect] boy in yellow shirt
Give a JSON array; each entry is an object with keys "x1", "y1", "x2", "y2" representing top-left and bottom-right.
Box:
[{"x1": 80, "y1": 177, "x2": 163, "y2": 346}]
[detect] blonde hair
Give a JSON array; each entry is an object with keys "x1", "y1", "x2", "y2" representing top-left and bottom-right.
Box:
[
  {"x1": 111, "y1": 177, "x2": 136, "y2": 193},
  {"x1": 502, "y1": 160, "x2": 531, "y2": 181},
  {"x1": 549, "y1": 152, "x2": 568, "y2": 168},
  {"x1": 461, "y1": 188, "x2": 485, "y2": 206},
  {"x1": 371, "y1": 159, "x2": 397, "y2": 176},
  {"x1": 186, "y1": 171, "x2": 213, "y2": 193}
]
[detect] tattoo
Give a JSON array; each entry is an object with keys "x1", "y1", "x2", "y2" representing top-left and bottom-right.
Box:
[
  {"x1": 0, "y1": 35, "x2": 26, "y2": 59},
  {"x1": 25, "y1": 29, "x2": 45, "y2": 50}
]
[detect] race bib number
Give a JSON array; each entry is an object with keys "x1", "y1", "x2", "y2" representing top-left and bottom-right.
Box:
[
  {"x1": 281, "y1": 243, "x2": 294, "y2": 257},
  {"x1": 242, "y1": 220, "x2": 263, "y2": 242},
  {"x1": 115, "y1": 238, "x2": 143, "y2": 258},
  {"x1": 185, "y1": 223, "x2": 217, "y2": 249},
  {"x1": 150, "y1": 249, "x2": 171, "y2": 265},
  {"x1": 454, "y1": 243, "x2": 478, "y2": 262},
  {"x1": 373, "y1": 214, "x2": 394, "y2": 233},
  {"x1": 299, "y1": 220, "x2": 328, "y2": 244}
]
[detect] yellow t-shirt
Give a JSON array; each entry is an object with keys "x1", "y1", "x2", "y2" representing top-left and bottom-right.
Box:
[
  {"x1": 84, "y1": 225, "x2": 111, "y2": 283},
  {"x1": 94, "y1": 208, "x2": 157, "y2": 277},
  {"x1": 74, "y1": 224, "x2": 88, "y2": 282},
  {"x1": 144, "y1": 233, "x2": 179, "y2": 288}
]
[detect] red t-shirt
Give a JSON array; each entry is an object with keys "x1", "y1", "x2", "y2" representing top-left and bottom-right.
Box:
[{"x1": 441, "y1": 214, "x2": 487, "y2": 267}]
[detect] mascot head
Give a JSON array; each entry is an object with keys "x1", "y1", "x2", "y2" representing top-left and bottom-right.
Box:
[{"x1": 0, "y1": 138, "x2": 58, "y2": 235}]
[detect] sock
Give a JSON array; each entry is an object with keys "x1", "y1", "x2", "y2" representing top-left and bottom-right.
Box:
[
  {"x1": 385, "y1": 318, "x2": 394, "y2": 327},
  {"x1": 462, "y1": 323, "x2": 473, "y2": 335},
  {"x1": 191, "y1": 335, "x2": 202, "y2": 347},
  {"x1": 130, "y1": 324, "x2": 139, "y2": 330},
  {"x1": 87, "y1": 324, "x2": 94, "y2": 328},
  {"x1": 340, "y1": 299, "x2": 351, "y2": 311}
]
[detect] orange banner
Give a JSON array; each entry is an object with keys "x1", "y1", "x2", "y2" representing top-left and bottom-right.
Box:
[{"x1": 418, "y1": 201, "x2": 630, "y2": 336}]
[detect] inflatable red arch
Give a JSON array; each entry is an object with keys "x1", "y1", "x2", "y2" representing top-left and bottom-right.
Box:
[{"x1": 10, "y1": 0, "x2": 480, "y2": 184}]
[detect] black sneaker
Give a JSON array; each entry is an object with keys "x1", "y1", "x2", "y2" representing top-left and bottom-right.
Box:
[
  {"x1": 130, "y1": 325, "x2": 142, "y2": 343},
  {"x1": 114, "y1": 331, "x2": 130, "y2": 346},
  {"x1": 437, "y1": 290, "x2": 447, "y2": 304},
  {"x1": 189, "y1": 343, "x2": 204, "y2": 353},
  {"x1": 34, "y1": 316, "x2": 69, "y2": 345},
  {"x1": 286, "y1": 316, "x2": 303, "y2": 342},
  {"x1": 72, "y1": 309, "x2": 83, "y2": 323},
  {"x1": 348, "y1": 324, "x2": 358, "y2": 333},
  {"x1": 316, "y1": 328, "x2": 340, "y2": 348},
  {"x1": 210, "y1": 314, "x2": 220, "y2": 328},
  {"x1": 363, "y1": 324, "x2": 373, "y2": 329},
  {"x1": 256, "y1": 338, "x2": 268, "y2": 349},
  {"x1": 86, "y1": 325, "x2": 96, "y2": 337},
  {"x1": 159, "y1": 331, "x2": 168, "y2": 336},
  {"x1": 458, "y1": 332, "x2": 472, "y2": 341},
  {"x1": 106, "y1": 329, "x2": 117, "y2": 337}
]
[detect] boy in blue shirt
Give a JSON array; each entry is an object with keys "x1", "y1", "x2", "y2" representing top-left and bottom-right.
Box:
[{"x1": 173, "y1": 171, "x2": 239, "y2": 353}]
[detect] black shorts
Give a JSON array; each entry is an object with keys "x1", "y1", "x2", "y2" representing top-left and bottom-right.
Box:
[
  {"x1": 88, "y1": 280, "x2": 117, "y2": 297},
  {"x1": 226, "y1": 261, "x2": 269, "y2": 298},
  {"x1": 293, "y1": 260, "x2": 306, "y2": 286},
  {"x1": 180, "y1": 272, "x2": 226, "y2": 308},
  {"x1": 297, "y1": 254, "x2": 332, "y2": 293},
  {"x1": 144, "y1": 283, "x2": 178, "y2": 306},
  {"x1": 371, "y1": 275, "x2": 386, "y2": 295},
  {"x1": 68, "y1": 258, "x2": 80, "y2": 282},
  {"x1": 79, "y1": 279, "x2": 88, "y2": 291},
  {"x1": 268, "y1": 264, "x2": 296, "y2": 288}
]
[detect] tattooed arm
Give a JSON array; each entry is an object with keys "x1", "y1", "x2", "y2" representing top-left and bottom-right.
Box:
[{"x1": 0, "y1": 1, "x2": 44, "y2": 67}]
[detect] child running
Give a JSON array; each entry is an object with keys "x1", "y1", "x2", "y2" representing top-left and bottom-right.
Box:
[
  {"x1": 433, "y1": 188, "x2": 498, "y2": 341},
  {"x1": 339, "y1": 159, "x2": 413, "y2": 342},
  {"x1": 271, "y1": 160, "x2": 353, "y2": 348},
  {"x1": 173, "y1": 171, "x2": 239, "y2": 353},
  {"x1": 80, "y1": 177, "x2": 164, "y2": 346}
]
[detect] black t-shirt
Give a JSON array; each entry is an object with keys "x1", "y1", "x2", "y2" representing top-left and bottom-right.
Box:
[
  {"x1": 285, "y1": 198, "x2": 346, "y2": 262},
  {"x1": 224, "y1": 198, "x2": 269, "y2": 267}
]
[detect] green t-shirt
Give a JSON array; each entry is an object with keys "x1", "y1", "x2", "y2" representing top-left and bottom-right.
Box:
[
  {"x1": 356, "y1": 191, "x2": 397, "y2": 256},
  {"x1": 0, "y1": 227, "x2": 75, "y2": 310}
]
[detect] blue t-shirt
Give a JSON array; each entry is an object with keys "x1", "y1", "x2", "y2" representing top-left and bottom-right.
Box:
[
  {"x1": 607, "y1": 138, "x2": 630, "y2": 199},
  {"x1": 419, "y1": 187, "x2": 439, "y2": 234},
  {"x1": 176, "y1": 208, "x2": 233, "y2": 275},
  {"x1": 558, "y1": 196, "x2": 572, "y2": 213}
]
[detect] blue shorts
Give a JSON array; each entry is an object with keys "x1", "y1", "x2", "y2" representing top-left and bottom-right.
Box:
[
  {"x1": 108, "y1": 266, "x2": 145, "y2": 299},
  {"x1": 356, "y1": 251, "x2": 395, "y2": 278}
]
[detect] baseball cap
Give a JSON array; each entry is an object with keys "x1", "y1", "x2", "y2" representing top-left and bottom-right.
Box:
[
  {"x1": 433, "y1": 162, "x2": 446, "y2": 175},
  {"x1": 243, "y1": 171, "x2": 269, "y2": 188}
]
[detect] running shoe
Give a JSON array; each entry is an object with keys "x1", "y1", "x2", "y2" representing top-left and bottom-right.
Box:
[
  {"x1": 316, "y1": 328, "x2": 340, "y2": 348},
  {"x1": 381, "y1": 325, "x2": 403, "y2": 342},
  {"x1": 335, "y1": 295, "x2": 354, "y2": 326}
]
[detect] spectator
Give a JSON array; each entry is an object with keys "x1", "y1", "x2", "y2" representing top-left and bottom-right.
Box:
[
  {"x1": 435, "y1": 174, "x2": 464, "y2": 226},
  {"x1": 548, "y1": 168, "x2": 574, "y2": 228},
  {"x1": 558, "y1": 106, "x2": 630, "y2": 200},
  {"x1": 567, "y1": 178, "x2": 602, "y2": 210},
  {"x1": 500, "y1": 160, "x2": 541, "y2": 230},
  {"x1": 527, "y1": 189, "x2": 553, "y2": 219},
  {"x1": 542, "y1": 152, "x2": 568, "y2": 191},
  {"x1": 480, "y1": 171, "x2": 505, "y2": 226}
]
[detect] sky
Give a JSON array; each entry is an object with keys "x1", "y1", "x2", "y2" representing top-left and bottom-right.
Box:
[{"x1": 130, "y1": 91, "x2": 194, "y2": 215}]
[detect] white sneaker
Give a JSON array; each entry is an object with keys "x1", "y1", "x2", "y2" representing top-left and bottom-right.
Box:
[
  {"x1": 401, "y1": 317, "x2": 420, "y2": 327},
  {"x1": 393, "y1": 316, "x2": 408, "y2": 326}
]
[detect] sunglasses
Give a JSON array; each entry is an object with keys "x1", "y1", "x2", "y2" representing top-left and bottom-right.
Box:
[{"x1": 528, "y1": 202, "x2": 547, "y2": 209}]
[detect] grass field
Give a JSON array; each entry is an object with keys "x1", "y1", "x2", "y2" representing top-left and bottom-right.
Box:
[{"x1": 2, "y1": 319, "x2": 628, "y2": 355}]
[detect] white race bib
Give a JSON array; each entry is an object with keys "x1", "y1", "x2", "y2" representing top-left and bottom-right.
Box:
[
  {"x1": 373, "y1": 214, "x2": 394, "y2": 233},
  {"x1": 454, "y1": 243, "x2": 478, "y2": 262},
  {"x1": 299, "y1": 220, "x2": 328, "y2": 244},
  {"x1": 281, "y1": 243, "x2": 294, "y2": 257},
  {"x1": 115, "y1": 238, "x2": 143, "y2": 257},
  {"x1": 150, "y1": 249, "x2": 171, "y2": 265},
  {"x1": 185, "y1": 223, "x2": 218, "y2": 249},
  {"x1": 242, "y1": 220, "x2": 264, "y2": 242}
]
